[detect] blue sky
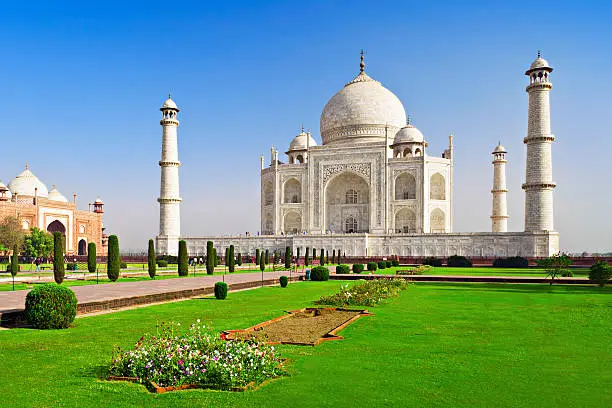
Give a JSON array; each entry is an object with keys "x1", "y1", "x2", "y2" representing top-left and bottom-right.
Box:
[{"x1": 1, "y1": 0, "x2": 610, "y2": 252}]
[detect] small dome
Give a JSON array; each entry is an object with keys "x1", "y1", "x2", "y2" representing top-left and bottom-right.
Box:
[
  {"x1": 0, "y1": 180, "x2": 12, "y2": 199},
  {"x1": 8, "y1": 165, "x2": 48, "y2": 198},
  {"x1": 48, "y1": 185, "x2": 68, "y2": 202},
  {"x1": 95, "y1": 197, "x2": 103, "y2": 204},
  {"x1": 288, "y1": 129, "x2": 318, "y2": 151},
  {"x1": 526, "y1": 52, "x2": 553, "y2": 74},
  {"x1": 493, "y1": 144, "x2": 506, "y2": 154},
  {"x1": 393, "y1": 121, "x2": 424, "y2": 144},
  {"x1": 161, "y1": 96, "x2": 178, "y2": 110},
  {"x1": 320, "y1": 69, "x2": 406, "y2": 145}
]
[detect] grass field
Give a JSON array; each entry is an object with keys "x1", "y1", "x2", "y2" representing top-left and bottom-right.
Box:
[
  {"x1": 368, "y1": 265, "x2": 591, "y2": 277},
  {"x1": 0, "y1": 281, "x2": 610, "y2": 407}
]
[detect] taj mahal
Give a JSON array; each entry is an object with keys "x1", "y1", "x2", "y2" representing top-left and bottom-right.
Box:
[{"x1": 156, "y1": 52, "x2": 559, "y2": 258}]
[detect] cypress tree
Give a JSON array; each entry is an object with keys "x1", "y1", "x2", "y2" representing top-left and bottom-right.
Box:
[
  {"x1": 285, "y1": 246, "x2": 291, "y2": 269},
  {"x1": 273, "y1": 250, "x2": 278, "y2": 265},
  {"x1": 320, "y1": 248, "x2": 325, "y2": 265},
  {"x1": 213, "y1": 248, "x2": 218, "y2": 267},
  {"x1": 147, "y1": 239, "x2": 156, "y2": 279},
  {"x1": 332, "y1": 249, "x2": 336, "y2": 264},
  {"x1": 313, "y1": 248, "x2": 317, "y2": 261},
  {"x1": 52, "y1": 231, "x2": 65, "y2": 284},
  {"x1": 206, "y1": 241, "x2": 214, "y2": 275},
  {"x1": 88, "y1": 242, "x2": 97, "y2": 273},
  {"x1": 260, "y1": 251, "x2": 265, "y2": 272},
  {"x1": 255, "y1": 248, "x2": 260, "y2": 265},
  {"x1": 237, "y1": 252, "x2": 242, "y2": 266},
  {"x1": 10, "y1": 245, "x2": 19, "y2": 290},
  {"x1": 225, "y1": 247, "x2": 229, "y2": 266},
  {"x1": 228, "y1": 245, "x2": 235, "y2": 272},
  {"x1": 325, "y1": 250, "x2": 329, "y2": 265},
  {"x1": 305, "y1": 247, "x2": 310, "y2": 266},
  {"x1": 178, "y1": 240, "x2": 188, "y2": 276},
  {"x1": 265, "y1": 249, "x2": 269, "y2": 264},
  {"x1": 297, "y1": 247, "x2": 301, "y2": 261},
  {"x1": 107, "y1": 235, "x2": 120, "y2": 282},
  {"x1": 337, "y1": 249, "x2": 342, "y2": 264}
]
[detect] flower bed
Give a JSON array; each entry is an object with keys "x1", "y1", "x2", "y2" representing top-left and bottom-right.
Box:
[
  {"x1": 109, "y1": 321, "x2": 285, "y2": 391},
  {"x1": 315, "y1": 279, "x2": 409, "y2": 307}
]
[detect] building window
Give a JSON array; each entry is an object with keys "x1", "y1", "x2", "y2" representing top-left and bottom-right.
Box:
[
  {"x1": 345, "y1": 216, "x2": 358, "y2": 233},
  {"x1": 79, "y1": 224, "x2": 86, "y2": 234},
  {"x1": 345, "y1": 189, "x2": 358, "y2": 204},
  {"x1": 22, "y1": 220, "x2": 29, "y2": 230}
]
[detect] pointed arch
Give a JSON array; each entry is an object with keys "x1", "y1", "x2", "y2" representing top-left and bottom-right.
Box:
[
  {"x1": 430, "y1": 173, "x2": 445, "y2": 200},
  {"x1": 395, "y1": 172, "x2": 416, "y2": 200}
]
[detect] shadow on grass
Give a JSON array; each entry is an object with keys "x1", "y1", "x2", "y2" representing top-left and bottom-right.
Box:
[
  {"x1": 413, "y1": 282, "x2": 612, "y2": 295},
  {"x1": 82, "y1": 364, "x2": 110, "y2": 380}
]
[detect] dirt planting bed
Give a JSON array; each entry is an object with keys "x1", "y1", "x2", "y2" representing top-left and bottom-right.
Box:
[{"x1": 223, "y1": 308, "x2": 371, "y2": 346}]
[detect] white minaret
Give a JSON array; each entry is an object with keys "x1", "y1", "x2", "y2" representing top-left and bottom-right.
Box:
[
  {"x1": 523, "y1": 52, "x2": 555, "y2": 232},
  {"x1": 491, "y1": 143, "x2": 508, "y2": 232},
  {"x1": 156, "y1": 95, "x2": 182, "y2": 255}
]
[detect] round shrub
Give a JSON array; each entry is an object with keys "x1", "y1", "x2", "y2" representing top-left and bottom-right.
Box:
[
  {"x1": 377, "y1": 261, "x2": 386, "y2": 270},
  {"x1": 367, "y1": 262, "x2": 378, "y2": 272},
  {"x1": 214, "y1": 282, "x2": 228, "y2": 300},
  {"x1": 336, "y1": 264, "x2": 350, "y2": 274},
  {"x1": 279, "y1": 276, "x2": 288, "y2": 288},
  {"x1": 25, "y1": 284, "x2": 77, "y2": 329},
  {"x1": 392, "y1": 259, "x2": 400, "y2": 267},
  {"x1": 157, "y1": 260, "x2": 168, "y2": 267},
  {"x1": 310, "y1": 266, "x2": 330, "y2": 281},
  {"x1": 385, "y1": 261, "x2": 392, "y2": 268},
  {"x1": 589, "y1": 260, "x2": 611, "y2": 286},
  {"x1": 120, "y1": 262, "x2": 128, "y2": 269},
  {"x1": 422, "y1": 257, "x2": 442, "y2": 267},
  {"x1": 561, "y1": 270, "x2": 574, "y2": 277},
  {"x1": 447, "y1": 255, "x2": 472, "y2": 267},
  {"x1": 352, "y1": 263, "x2": 364, "y2": 274}
]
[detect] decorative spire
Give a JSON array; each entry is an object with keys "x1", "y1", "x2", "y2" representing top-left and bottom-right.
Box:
[
  {"x1": 537, "y1": 50, "x2": 541, "y2": 58},
  {"x1": 360, "y1": 49, "x2": 365, "y2": 73},
  {"x1": 406, "y1": 115, "x2": 411, "y2": 126},
  {"x1": 25, "y1": 162, "x2": 28, "y2": 170},
  {"x1": 301, "y1": 124, "x2": 305, "y2": 133},
  {"x1": 168, "y1": 92, "x2": 171, "y2": 99}
]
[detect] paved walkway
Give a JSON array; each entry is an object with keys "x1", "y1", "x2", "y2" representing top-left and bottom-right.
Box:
[{"x1": 0, "y1": 271, "x2": 298, "y2": 314}]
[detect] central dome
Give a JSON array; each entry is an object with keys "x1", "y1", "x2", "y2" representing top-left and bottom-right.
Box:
[
  {"x1": 8, "y1": 165, "x2": 49, "y2": 198},
  {"x1": 320, "y1": 70, "x2": 406, "y2": 145}
]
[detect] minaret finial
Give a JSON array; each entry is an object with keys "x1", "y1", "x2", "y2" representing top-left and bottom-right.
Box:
[
  {"x1": 25, "y1": 162, "x2": 28, "y2": 170},
  {"x1": 406, "y1": 115, "x2": 411, "y2": 126},
  {"x1": 360, "y1": 49, "x2": 365, "y2": 73},
  {"x1": 168, "y1": 92, "x2": 171, "y2": 99},
  {"x1": 301, "y1": 124, "x2": 304, "y2": 133},
  {"x1": 537, "y1": 50, "x2": 541, "y2": 58}
]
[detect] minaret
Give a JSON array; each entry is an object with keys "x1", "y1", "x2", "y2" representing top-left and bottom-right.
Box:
[
  {"x1": 491, "y1": 143, "x2": 508, "y2": 232},
  {"x1": 523, "y1": 52, "x2": 555, "y2": 232},
  {"x1": 156, "y1": 95, "x2": 182, "y2": 255}
]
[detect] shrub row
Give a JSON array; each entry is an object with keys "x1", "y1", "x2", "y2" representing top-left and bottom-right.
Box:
[
  {"x1": 315, "y1": 278, "x2": 409, "y2": 307},
  {"x1": 310, "y1": 266, "x2": 329, "y2": 281},
  {"x1": 352, "y1": 263, "x2": 364, "y2": 273},
  {"x1": 336, "y1": 264, "x2": 350, "y2": 274}
]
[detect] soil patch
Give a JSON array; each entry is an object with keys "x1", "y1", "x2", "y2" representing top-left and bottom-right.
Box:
[{"x1": 224, "y1": 308, "x2": 371, "y2": 346}]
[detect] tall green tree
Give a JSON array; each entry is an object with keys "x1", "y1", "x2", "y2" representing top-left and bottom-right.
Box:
[
  {"x1": 10, "y1": 244, "x2": 19, "y2": 290},
  {"x1": 296, "y1": 247, "x2": 301, "y2": 261},
  {"x1": 312, "y1": 248, "x2": 317, "y2": 261},
  {"x1": 228, "y1": 245, "x2": 235, "y2": 272},
  {"x1": 225, "y1": 247, "x2": 229, "y2": 266},
  {"x1": 305, "y1": 247, "x2": 310, "y2": 266},
  {"x1": 52, "y1": 231, "x2": 65, "y2": 284},
  {"x1": 320, "y1": 248, "x2": 325, "y2": 265},
  {"x1": 107, "y1": 235, "x2": 120, "y2": 282},
  {"x1": 236, "y1": 252, "x2": 242, "y2": 266},
  {"x1": 537, "y1": 253, "x2": 572, "y2": 285},
  {"x1": 23, "y1": 227, "x2": 53, "y2": 258},
  {"x1": 178, "y1": 240, "x2": 188, "y2": 276},
  {"x1": 147, "y1": 239, "x2": 156, "y2": 279},
  {"x1": 285, "y1": 246, "x2": 291, "y2": 269},
  {"x1": 206, "y1": 241, "x2": 214, "y2": 275},
  {"x1": 87, "y1": 242, "x2": 97, "y2": 273},
  {"x1": 332, "y1": 249, "x2": 336, "y2": 264},
  {"x1": 213, "y1": 248, "x2": 219, "y2": 267},
  {"x1": 0, "y1": 216, "x2": 25, "y2": 258},
  {"x1": 260, "y1": 250, "x2": 266, "y2": 272},
  {"x1": 265, "y1": 249, "x2": 269, "y2": 264},
  {"x1": 589, "y1": 260, "x2": 611, "y2": 287},
  {"x1": 255, "y1": 248, "x2": 260, "y2": 265}
]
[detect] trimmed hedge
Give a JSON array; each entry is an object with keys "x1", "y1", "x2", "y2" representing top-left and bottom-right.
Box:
[
  {"x1": 178, "y1": 240, "x2": 188, "y2": 276},
  {"x1": 367, "y1": 262, "x2": 378, "y2": 271},
  {"x1": 279, "y1": 276, "x2": 288, "y2": 288},
  {"x1": 25, "y1": 284, "x2": 77, "y2": 329},
  {"x1": 336, "y1": 264, "x2": 350, "y2": 274},
  {"x1": 310, "y1": 266, "x2": 330, "y2": 281},
  {"x1": 447, "y1": 255, "x2": 472, "y2": 267},
  {"x1": 66, "y1": 263, "x2": 78, "y2": 271},
  {"x1": 589, "y1": 260, "x2": 611, "y2": 286},
  {"x1": 492, "y1": 256, "x2": 529, "y2": 268},
  {"x1": 214, "y1": 282, "x2": 228, "y2": 300},
  {"x1": 385, "y1": 261, "x2": 392, "y2": 268},
  {"x1": 157, "y1": 260, "x2": 168, "y2": 267},
  {"x1": 120, "y1": 262, "x2": 128, "y2": 269},
  {"x1": 392, "y1": 259, "x2": 399, "y2": 267},
  {"x1": 352, "y1": 263, "x2": 364, "y2": 274},
  {"x1": 377, "y1": 261, "x2": 386, "y2": 270},
  {"x1": 422, "y1": 257, "x2": 442, "y2": 267}
]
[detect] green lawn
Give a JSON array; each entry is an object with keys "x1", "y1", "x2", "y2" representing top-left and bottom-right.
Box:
[
  {"x1": 366, "y1": 265, "x2": 590, "y2": 277},
  {"x1": 0, "y1": 281, "x2": 610, "y2": 407}
]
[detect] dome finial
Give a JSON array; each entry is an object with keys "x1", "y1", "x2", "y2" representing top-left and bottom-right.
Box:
[
  {"x1": 537, "y1": 50, "x2": 541, "y2": 58},
  {"x1": 301, "y1": 124, "x2": 304, "y2": 133},
  {"x1": 25, "y1": 162, "x2": 28, "y2": 170},
  {"x1": 406, "y1": 115, "x2": 411, "y2": 126},
  {"x1": 360, "y1": 49, "x2": 365, "y2": 73}
]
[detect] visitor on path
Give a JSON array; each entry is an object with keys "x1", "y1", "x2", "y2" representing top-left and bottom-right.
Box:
[{"x1": 35, "y1": 258, "x2": 41, "y2": 272}]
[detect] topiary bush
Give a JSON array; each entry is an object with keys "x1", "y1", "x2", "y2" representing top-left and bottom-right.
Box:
[
  {"x1": 279, "y1": 275, "x2": 288, "y2": 287},
  {"x1": 214, "y1": 282, "x2": 228, "y2": 300},
  {"x1": 377, "y1": 261, "x2": 386, "y2": 270},
  {"x1": 367, "y1": 262, "x2": 378, "y2": 272},
  {"x1": 147, "y1": 239, "x2": 156, "y2": 279},
  {"x1": 336, "y1": 264, "x2": 350, "y2": 274},
  {"x1": 310, "y1": 266, "x2": 330, "y2": 281},
  {"x1": 66, "y1": 263, "x2": 78, "y2": 271},
  {"x1": 107, "y1": 235, "x2": 120, "y2": 282},
  {"x1": 447, "y1": 255, "x2": 472, "y2": 267},
  {"x1": 25, "y1": 283, "x2": 77, "y2": 329},
  {"x1": 422, "y1": 257, "x2": 442, "y2": 267},
  {"x1": 385, "y1": 261, "x2": 392, "y2": 268},
  {"x1": 157, "y1": 260, "x2": 168, "y2": 267},
  {"x1": 352, "y1": 263, "x2": 364, "y2": 274},
  {"x1": 52, "y1": 231, "x2": 65, "y2": 284},
  {"x1": 392, "y1": 259, "x2": 400, "y2": 267},
  {"x1": 492, "y1": 256, "x2": 529, "y2": 268},
  {"x1": 178, "y1": 240, "x2": 188, "y2": 276},
  {"x1": 120, "y1": 262, "x2": 128, "y2": 269},
  {"x1": 88, "y1": 242, "x2": 97, "y2": 273},
  {"x1": 589, "y1": 260, "x2": 611, "y2": 287}
]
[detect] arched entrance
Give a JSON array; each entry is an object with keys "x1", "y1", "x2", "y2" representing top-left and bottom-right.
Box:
[
  {"x1": 324, "y1": 172, "x2": 370, "y2": 233},
  {"x1": 78, "y1": 239, "x2": 87, "y2": 255},
  {"x1": 47, "y1": 220, "x2": 67, "y2": 252},
  {"x1": 283, "y1": 212, "x2": 301, "y2": 234}
]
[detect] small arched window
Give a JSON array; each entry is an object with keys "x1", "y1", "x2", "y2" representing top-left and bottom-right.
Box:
[{"x1": 345, "y1": 189, "x2": 358, "y2": 204}]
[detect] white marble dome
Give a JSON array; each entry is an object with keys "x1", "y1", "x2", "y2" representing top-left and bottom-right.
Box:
[
  {"x1": 8, "y1": 166, "x2": 48, "y2": 198},
  {"x1": 493, "y1": 144, "x2": 506, "y2": 153},
  {"x1": 162, "y1": 96, "x2": 178, "y2": 110},
  {"x1": 288, "y1": 130, "x2": 318, "y2": 151},
  {"x1": 393, "y1": 122, "x2": 424, "y2": 144},
  {"x1": 0, "y1": 180, "x2": 12, "y2": 199},
  {"x1": 320, "y1": 70, "x2": 406, "y2": 145},
  {"x1": 48, "y1": 185, "x2": 68, "y2": 202}
]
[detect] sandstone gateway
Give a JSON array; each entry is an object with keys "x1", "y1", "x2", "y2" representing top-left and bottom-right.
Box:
[{"x1": 156, "y1": 53, "x2": 559, "y2": 258}]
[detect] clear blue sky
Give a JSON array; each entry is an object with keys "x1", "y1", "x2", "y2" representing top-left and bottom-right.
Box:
[{"x1": 1, "y1": 0, "x2": 610, "y2": 252}]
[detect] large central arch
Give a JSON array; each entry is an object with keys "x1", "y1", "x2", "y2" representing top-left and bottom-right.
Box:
[{"x1": 324, "y1": 172, "x2": 370, "y2": 233}]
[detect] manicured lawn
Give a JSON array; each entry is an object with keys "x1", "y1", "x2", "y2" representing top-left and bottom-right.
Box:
[
  {"x1": 366, "y1": 265, "x2": 590, "y2": 277},
  {"x1": 0, "y1": 282, "x2": 610, "y2": 407}
]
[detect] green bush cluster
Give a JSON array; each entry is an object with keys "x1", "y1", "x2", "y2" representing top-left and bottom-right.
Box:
[
  {"x1": 66, "y1": 263, "x2": 78, "y2": 271},
  {"x1": 310, "y1": 266, "x2": 330, "y2": 281},
  {"x1": 315, "y1": 278, "x2": 409, "y2": 307},
  {"x1": 422, "y1": 257, "x2": 442, "y2": 267},
  {"x1": 492, "y1": 256, "x2": 529, "y2": 268},
  {"x1": 392, "y1": 259, "x2": 400, "y2": 267},
  {"x1": 367, "y1": 262, "x2": 378, "y2": 271},
  {"x1": 589, "y1": 260, "x2": 611, "y2": 286},
  {"x1": 24, "y1": 284, "x2": 77, "y2": 329},
  {"x1": 156, "y1": 255, "x2": 178, "y2": 264},
  {"x1": 386, "y1": 261, "x2": 392, "y2": 268},
  {"x1": 279, "y1": 276, "x2": 288, "y2": 288},
  {"x1": 214, "y1": 282, "x2": 228, "y2": 300},
  {"x1": 352, "y1": 263, "x2": 364, "y2": 273},
  {"x1": 157, "y1": 260, "x2": 168, "y2": 267},
  {"x1": 447, "y1": 255, "x2": 472, "y2": 267},
  {"x1": 336, "y1": 264, "x2": 350, "y2": 274},
  {"x1": 120, "y1": 262, "x2": 128, "y2": 269}
]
